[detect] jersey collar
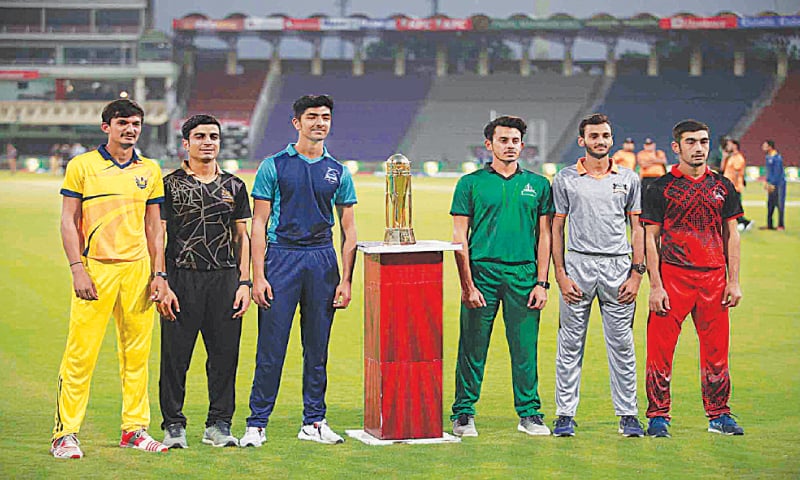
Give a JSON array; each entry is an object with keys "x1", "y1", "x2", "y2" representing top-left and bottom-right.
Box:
[
  {"x1": 576, "y1": 157, "x2": 618, "y2": 177},
  {"x1": 670, "y1": 164, "x2": 711, "y2": 180},
  {"x1": 98, "y1": 143, "x2": 140, "y2": 169},
  {"x1": 286, "y1": 143, "x2": 333, "y2": 163},
  {"x1": 484, "y1": 162, "x2": 522, "y2": 179},
  {"x1": 181, "y1": 159, "x2": 221, "y2": 177}
]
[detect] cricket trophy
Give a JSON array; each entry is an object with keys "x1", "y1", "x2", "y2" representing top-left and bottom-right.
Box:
[{"x1": 384, "y1": 153, "x2": 416, "y2": 245}]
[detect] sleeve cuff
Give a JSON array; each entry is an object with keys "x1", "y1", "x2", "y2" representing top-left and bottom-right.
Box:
[
  {"x1": 252, "y1": 194, "x2": 273, "y2": 201},
  {"x1": 146, "y1": 196, "x2": 165, "y2": 205},
  {"x1": 60, "y1": 189, "x2": 82, "y2": 199},
  {"x1": 334, "y1": 201, "x2": 357, "y2": 206},
  {"x1": 725, "y1": 213, "x2": 744, "y2": 221},
  {"x1": 450, "y1": 211, "x2": 470, "y2": 217},
  {"x1": 627, "y1": 210, "x2": 643, "y2": 216},
  {"x1": 554, "y1": 213, "x2": 568, "y2": 218},
  {"x1": 640, "y1": 218, "x2": 662, "y2": 225}
]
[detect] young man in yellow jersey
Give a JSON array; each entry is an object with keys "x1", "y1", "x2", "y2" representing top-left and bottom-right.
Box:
[{"x1": 52, "y1": 99, "x2": 169, "y2": 459}]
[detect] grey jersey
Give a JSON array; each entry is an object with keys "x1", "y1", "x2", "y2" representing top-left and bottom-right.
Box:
[{"x1": 552, "y1": 161, "x2": 641, "y2": 256}]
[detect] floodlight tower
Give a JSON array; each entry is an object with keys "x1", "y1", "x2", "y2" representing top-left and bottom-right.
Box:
[
  {"x1": 335, "y1": 0, "x2": 350, "y2": 58},
  {"x1": 430, "y1": 0, "x2": 439, "y2": 16}
]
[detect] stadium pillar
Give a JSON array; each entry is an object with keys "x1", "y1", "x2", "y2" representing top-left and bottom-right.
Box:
[
  {"x1": 604, "y1": 38, "x2": 617, "y2": 78},
  {"x1": 357, "y1": 241, "x2": 461, "y2": 441},
  {"x1": 436, "y1": 42, "x2": 448, "y2": 77},
  {"x1": 562, "y1": 37, "x2": 574, "y2": 77},
  {"x1": 134, "y1": 77, "x2": 146, "y2": 102},
  {"x1": 477, "y1": 38, "x2": 489, "y2": 76},
  {"x1": 311, "y1": 37, "x2": 323, "y2": 76},
  {"x1": 733, "y1": 49, "x2": 746, "y2": 77},
  {"x1": 352, "y1": 36, "x2": 365, "y2": 76},
  {"x1": 777, "y1": 49, "x2": 788, "y2": 79},
  {"x1": 647, "y1": 42, "x2": 659, "y2": 77},
  {"x1": 220, "y1": 34, "x2": 238, "y2": 76},
  {"x1": 520, "y1": 38, "x2": 532, "y2": 77},
  {"x1": 689, "y1": 45, "x2": 702, "y2": 77},
  {"x1": 394, "y1": 41, "x2": 406, "y2": 76}
]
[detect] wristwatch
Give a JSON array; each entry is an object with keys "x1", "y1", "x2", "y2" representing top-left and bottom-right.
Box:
[
  {"x1": 535, "y1": 281, "x2": 550, "y2": 290},
  {"x1": 631, "y1": 263, "x2": 647, "y2": 275},
  {"x1": 154, "y1": 271, "x2": 168, "y2": 279},
  {"x1": 238, "y1": 280, "x2": 253, "y2": 288}
]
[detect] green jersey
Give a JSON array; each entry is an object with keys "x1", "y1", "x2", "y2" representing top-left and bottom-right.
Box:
[{"x1": 450, "y1": 164, "x2": 554, "y2": 264}]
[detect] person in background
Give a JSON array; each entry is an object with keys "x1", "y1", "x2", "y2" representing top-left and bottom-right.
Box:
[
  {"x1": 761, "y1": 139, "x2": 786, "y2": 231},
  {"x1": 612, "y1": 138, "x2": 637, "y2": 171},
  {"x1": 720, "y1": 139, "x2": 754, "y2": 232},
  {"x1": 636, "y1": 138, "x2": 667, "y2": 199}
]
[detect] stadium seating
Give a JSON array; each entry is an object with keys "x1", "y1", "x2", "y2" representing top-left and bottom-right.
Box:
[
  {"x1": 400, "y1": 73, "x2": 602, "y2": 166},
  {"x1": 185, "y1": 69, "x2": 268, "y2": 123},
  {"x1": 741, "y1": 73, "x2": 800, "y2": 167},
  {"x1": 253, "y1": 73, "x2": 433, "y2": 162},
  {"x1": 560, "y1": 71, "x2": 771, "y2": 165}
]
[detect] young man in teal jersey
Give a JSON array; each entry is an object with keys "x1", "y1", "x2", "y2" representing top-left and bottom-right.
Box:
[{"x1": 450, "y1": 116, "x2": 554, "y2": 437}]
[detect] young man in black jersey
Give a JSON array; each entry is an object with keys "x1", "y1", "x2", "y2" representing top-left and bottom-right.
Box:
[{"x1": 157, "y1": 114, "x2": 252, "y2": 448}]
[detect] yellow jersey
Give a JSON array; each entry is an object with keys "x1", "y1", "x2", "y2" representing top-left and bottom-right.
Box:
[{"x1": 60, "y1": 145, "x2": 164, "y2": 262}]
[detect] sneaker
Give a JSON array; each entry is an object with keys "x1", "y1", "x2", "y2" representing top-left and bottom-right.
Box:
[
  {"x1": 777, "y1": 226, "x2": 785, "y2": 231},
  {"x1": 647, "y1": 417, "x2": 671, "y2": 438},
  {"x1": 239, "y1": 426, "x2": 266, "y2": 448},
  {"x1": 120, "y1": 429, "x2": 169, "y2": 453},
  {"x1": 736, "y1": 223, "x2": 745, "y2": 232},
  {"x1": 553, "y1": 416, "x2": 577, "y2": 437},
  {"x1": 452, "y1": 414, "x2": 478, "y2": 437},
  {"x1": 297, "y1": 419, "x2": 344, "y2": 445},
  {"x1": 708, "y1": 414, "x2": 744, "y2": 435},
  {"x1": 50, "y1": 434, "x2": 83, "y2": 459},
  {"x1": 202, "y1": 421, "x2": 239, "y2": 447},
  {"x1": 745, "y1": 220, "x2": 755, "y2": 232},
  {"x1": 618, "y1": 416, "x2": 645, "y2": 437},
  {"x1": 162, "y1": 423, "x2": 188, "y2": 449},
  {"x1": 518, "y1": 415, "x2": 550, "y2": 436}
]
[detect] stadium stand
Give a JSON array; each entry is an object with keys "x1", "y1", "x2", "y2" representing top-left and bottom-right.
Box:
[
  {"x1": 740, "y1": 73, "x2": 800, "y2": 167},
  {"x1": 186, "y1": 70, "x2": 268, "y2": 123},
  {"x1": 253, "y1": 72, "x2": 433, "y2": 162},
  {"x1": 560, "y1": 71, "x2": 772, "y2": 165},
  {"x1": 400, "y1": 73, "x2": 603, "y2": 167}
]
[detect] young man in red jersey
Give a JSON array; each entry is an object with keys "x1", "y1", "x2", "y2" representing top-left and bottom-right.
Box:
[{"x1": 641, "y1": 119, "x2": 744, "y2": 438}]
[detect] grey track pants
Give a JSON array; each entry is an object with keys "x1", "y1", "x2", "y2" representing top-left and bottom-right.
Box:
[{"x1": 555, "y1": 251, "x2": 638, "y2": 417}]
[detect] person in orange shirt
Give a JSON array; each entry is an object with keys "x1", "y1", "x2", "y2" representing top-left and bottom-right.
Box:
[
  {"x1": 721, "y1": 139, "x2": 753, "y2": 231},
  {"x1": 612, "y1": 137, "x2": 637, "y2": 171},
  {"x1": 636, "y1": 138, "x2": 667, "y2": 198}
]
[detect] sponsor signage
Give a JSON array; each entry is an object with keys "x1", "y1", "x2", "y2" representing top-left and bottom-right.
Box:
[
  {"x1": 739, "y1": 15, "x2": 800, "y2": 28},
  {"x1": 395, "y1": 17, "x2": 472, "y2": 31},
  {"x1": 621, "y1": 17, "x2": 660, "y2": 28},
  {"x1": 489, "y1": 18, "x2": 582, "y2": 30},
  {"x1": 0, "y1": 70, "x2": 39, "y2": 80},
  {"x1": 283, "y1": 17, "x2": 322, "y2": 31},
  {"x1": 584, "y1": 18, "x2": 621, "y2": 29},
  {"x1": 659, "y1": 16, "x2": 738, "y2": 30},
  {"x1": 320, "y1": 17, "x2": 396, "y2": 31},
  {"x1": 172, "y1": 18, "x2": 244, "y2": 32},
  {"x1": 244, "y1": 17, "x2": 284, "y2": 31}
]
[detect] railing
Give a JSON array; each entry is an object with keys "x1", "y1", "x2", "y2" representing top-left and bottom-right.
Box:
[{"x1": 0, "y1": 24, "x2": 141, "y2": 34}]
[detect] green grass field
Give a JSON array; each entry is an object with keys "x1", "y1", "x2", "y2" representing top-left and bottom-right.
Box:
[{"x1": 1, "y1": 172, "x2": 798, "y2": 479}]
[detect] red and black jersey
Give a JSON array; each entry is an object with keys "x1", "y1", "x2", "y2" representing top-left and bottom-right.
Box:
[{"x1": 641, "y1": 165, "x2": 742, "y2": 269}]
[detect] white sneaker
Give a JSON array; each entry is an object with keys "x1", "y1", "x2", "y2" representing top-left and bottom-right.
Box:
[
  {"x1": 51, "y1": 434, "x2": 84, "y2": 459},
  {"x1": 239, "y1": 426, "x2": 266, "y2": 447},
  {"x1": 119, "y1": 429, "x2": 168, "y2": 453},
  {"x1": 452, "y1": 414, "x2": 478, "y2": 437},
  {"x1": 297, "y1": 419, "x2": 344, "y2": 444},
  {"x1": 518, "y1": 416, "x2": 551, "y2": 436}
]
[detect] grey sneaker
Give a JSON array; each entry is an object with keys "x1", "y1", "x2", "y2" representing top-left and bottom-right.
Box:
[
  {"x1": 452, "y1": 414, "x2": 478, "y2": 437},
  {"x1": 202, "y1": 421, "x2": 239, "y2": 447},
  {"x1": 163, "y1": 423, "x2": 188, "y2": 449},
  {"x1": 518, "y1": 415, "x2": 551, "y2": 436}
]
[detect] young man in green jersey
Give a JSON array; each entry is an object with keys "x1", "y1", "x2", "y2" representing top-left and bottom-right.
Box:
[{"x1": 450, "y1": 116, "x2": 554, "y2": 437}]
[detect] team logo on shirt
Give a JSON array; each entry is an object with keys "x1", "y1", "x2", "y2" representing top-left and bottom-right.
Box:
[
  {"x1": 521, "y1": 183, "x2": 537, "y2": 197},
  {"x1": 221, "y1": 188, "x2": 234, "y2": 204},
  {"x1": 323, "y1": 167, "x2": 339, "y2": 185},
  {"x1": 612, "y1": 183, "x2": 629, "y2": 195},
  {"x1": 135, "y1": 176, "x2": 148, "y2": 189}
]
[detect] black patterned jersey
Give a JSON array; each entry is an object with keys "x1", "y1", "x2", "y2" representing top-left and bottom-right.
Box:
[
  {"x1": 641, "y1": 165, "x2": 742, "y2": 269},
  {"x1": 162, "y1": 166, "x2": 251, "y2": 270}
]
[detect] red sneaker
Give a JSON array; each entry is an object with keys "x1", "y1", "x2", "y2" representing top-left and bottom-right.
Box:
[
  {"x1": 51, "y1": 434, "x2": 84, "y2": 459},
  {"x1": 120, "y1": 429, "x2": 168, "y2": 453}
]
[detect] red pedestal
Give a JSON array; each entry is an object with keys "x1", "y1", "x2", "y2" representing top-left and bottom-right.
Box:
[{"x1": 360, "y1": 242, "x2": 456, "y2": 441}]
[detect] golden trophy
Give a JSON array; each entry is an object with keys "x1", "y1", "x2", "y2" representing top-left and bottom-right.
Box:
[{"x1": 384, "y1": 153, "x2": 416, "y2": 245}]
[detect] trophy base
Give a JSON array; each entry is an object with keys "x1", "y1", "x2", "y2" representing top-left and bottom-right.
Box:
[{"x1": 384, "y1": 228, "x2": 416, "y2": 245}]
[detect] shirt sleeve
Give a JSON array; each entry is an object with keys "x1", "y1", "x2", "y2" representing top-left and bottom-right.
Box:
[
  {"x1": 721, "y1": 177, "x2": 744, "y2": 221},
  {"x1": 252, "y1": 157, "x2": 277, "y2": 201},
  {"x1": 60, "y1": 157, "x2": 84, "y2": 198},
  {"x1": 333, "y1": 165, "x2": 358, "y2": 205},
  {"x1": 147, "y1": 162, "x2": 165, "y2": 204},
  {"x1": 539, "y1": 177, "x2": 555, "y2": 216},
  {"x1": 627, "y1": 174, "x2": 642, "y2": 214},
  {"x1": 640, "y1": 178, "x2": 664, "y2": 224},
  {"x1": 160, "y1": 177, "x2": 172, "y2": 221},
  {"x1": 551, "y1": 172, "x2": 569, "y2": 216},
  {"x1": 449, "y1": 176, "x2": 472, "y2": 216},
  {"x1": 233, "y1": 179, "x2": 253, "y2": 220}
]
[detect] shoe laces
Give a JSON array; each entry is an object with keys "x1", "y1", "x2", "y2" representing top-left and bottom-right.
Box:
[
  {"x1": 457, "y1": 414, "x2": 472, "y2": 426},
  {"x1": 166, "y1": 424, "x2": 183, "y2": 437},
  {"x1": 716, "y1": 413, "x2": 738, "y2": 426},
  {"x1": 522, "y1": 415, "x2": 544, "y2": 426},
  {"x1": 621, "y1": 416, "x2": 643, "y2": 429},
  {"x1": 57, "y1": 434, "x2": 80, "y2": 447},
  {"x1": 650, "y1": 417, "x2": 670, "y2": 427},
  {"x1": 554, "y1": 416, "x2": 576, "y2": 428},
  {"x1": 214, "y1": 421, "x2": 232, "y2": 436}
]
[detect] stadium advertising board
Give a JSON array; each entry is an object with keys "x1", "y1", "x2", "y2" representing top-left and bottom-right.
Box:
[
  {"x1": 0, "y1": 70, "x2": 39, "y2": 80},
  {"x1": 659, "y1": 16, "x2": 738, "y2": 30},
  {"x1": 395, "y1": 18, "x2": 472, "y2": 31},
  {"x1": 283, "y1": 18, "x2": 322, "y2": 31},
  {"x1": 243, "y1": 17, "x2": 284, "y2": 31},
  {"x1": 320, "y1": 18, "x2": 396, "y2": 31},
  {"x1": 489, "y1": 18, "x2": 583, "y2": 30},
  {"x1": 738, "y1": 15, "x2": 800, "y2": 28},
  {"x1": 172, "y1": 18, "x2": 244, "y2": 32}
]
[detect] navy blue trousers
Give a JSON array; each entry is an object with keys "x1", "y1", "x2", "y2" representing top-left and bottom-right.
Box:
[{"x1": 247, "y1": 244, "x2": 340, "y2": 427}]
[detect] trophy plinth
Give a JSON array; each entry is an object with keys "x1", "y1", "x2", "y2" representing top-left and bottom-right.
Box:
[{"x1": 384, "y1": 153, "x2": 417, "y2": 245}]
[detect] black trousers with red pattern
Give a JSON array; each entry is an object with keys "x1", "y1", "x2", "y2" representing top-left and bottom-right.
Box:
[{"x1": 645, "y1": 263, "x2": 732, "y2": 421}]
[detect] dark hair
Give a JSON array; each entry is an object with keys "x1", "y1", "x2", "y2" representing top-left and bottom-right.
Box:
[
  {"x1": 101, "y1": 99, "x2": 144, "y2": 124},
  {"x1": 483, "y1": 116, "x2": 527, "y2": 141},
  {"x1": 765, "y1": 139, "x2": 776, "y2": 149},
  {"x1": 578, "y1": 113, "x2": 611, "y2": 138},
  {"x1": 728, "y1": 138, "x2": 740, "y2": 149},
  {"x1": 293, "y1": 94, "x2": 334, "y2": 119},
  {"x1": 672, "y1": 119, "x2": 709, "y2": 143},
  {"x1": 181, "y1": 114, "x2": 222, "y2": 140}
]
